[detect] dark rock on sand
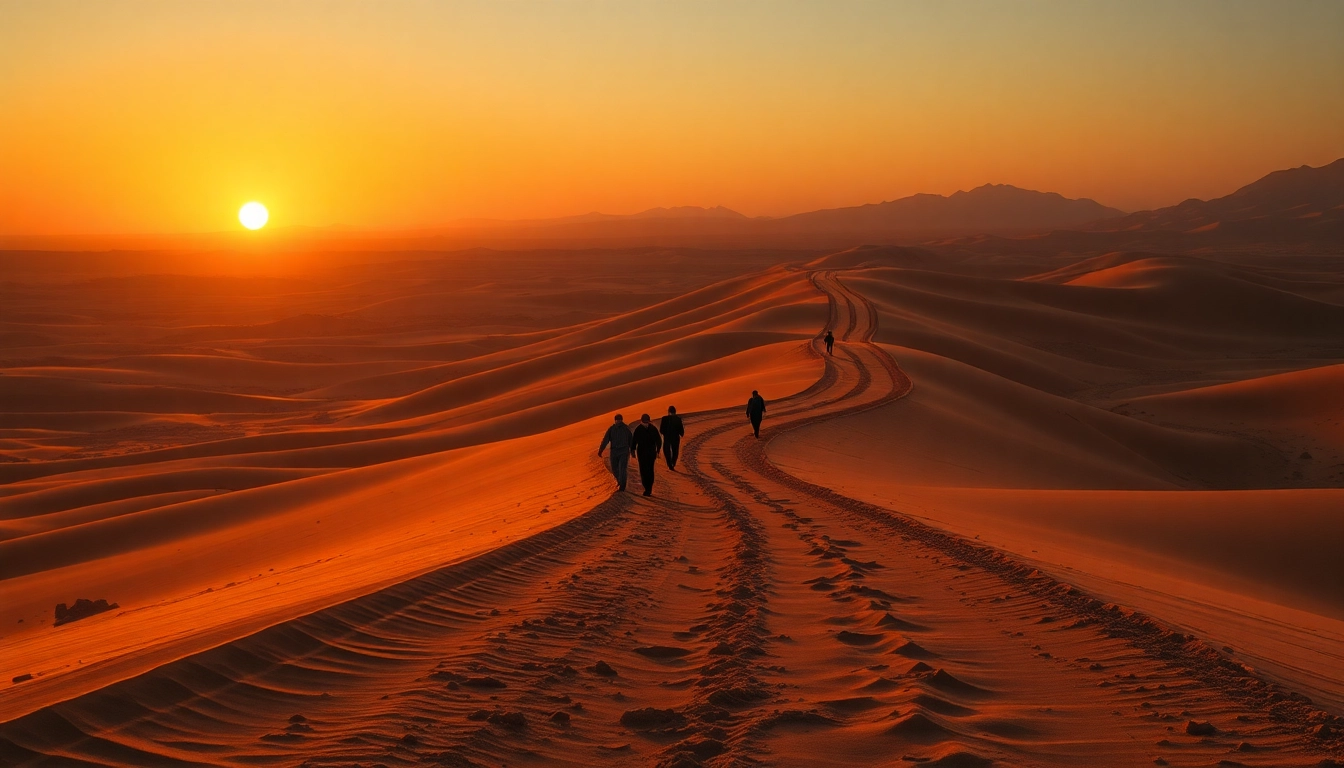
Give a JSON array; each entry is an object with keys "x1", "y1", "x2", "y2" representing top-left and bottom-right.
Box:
[
  {"x1": 54, "y1": 598, "x2": 119, "y2": 626},
  {"x1": 620, "y1": 707, "x2": 685, "y2": 730},
  {"x1": 635, "y1": 645, "x2": 693, "y2": 659},
  {"x1": 1185, "y1": 720, "x2": 1217, "y2": 736}
]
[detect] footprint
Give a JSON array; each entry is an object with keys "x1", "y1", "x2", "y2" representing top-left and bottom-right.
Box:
[
  {"x1": 821, "y1": 696, "x2": 886, "y2": 713},
  {"x1": 894, "y1": 641, "x2": 938, "y2": 659},
  {"x1": 910, "y1": 693, "x2": 977, "y2": 717},
  {"x1": 919, "y1": 747, "x2": 995, "y2": 768},
  {"x1": 878, "y1": 613, "x2": 926, "y2": 632},
  {"x1": 925, "y1": 669, "x2": 990, "y2": 697},
  {"x1": 861, "y1": 676, "x2": 904, "y2": 693},
  {"x1": 886, "y1": 712, "x2": 959, "y2": 742},
  {"x1": 634, "y1": 645, "x2": 693, "y2": 659},
  {"x1": 837, "y1": 630, "x2": 886, "y2": 646}
]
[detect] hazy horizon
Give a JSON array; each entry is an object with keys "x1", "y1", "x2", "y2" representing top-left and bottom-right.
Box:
[
  {"x1": 3, "y1": 0, "x2": 1342, "y2": 236},
  {"x1": 2, "y1": 179, "x2": 1130, "y2": 240}
]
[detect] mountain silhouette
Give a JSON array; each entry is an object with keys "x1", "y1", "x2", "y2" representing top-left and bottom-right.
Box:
[
  {"x1": 1087, "y1": 158, "x2": 1344, "y2": 240},
  {"x1": 420, "y1": 184, "x2": 1125, "y2": 248},
  {"x1": 771, "y1": 184, "x2": 1122, "y2": 235}
]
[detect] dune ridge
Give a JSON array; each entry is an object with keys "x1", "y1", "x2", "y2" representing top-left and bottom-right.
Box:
[
  {"x1": 2, "y1": 241, "x2": 1341, "y2": 766},
  {"x1": 4, "y1": 269, "x2": 1339, "y2": 767},
  {"x1": 772, "y1": 247, "x2": 1344, "y2": 716},
  {"x1": 0, "y1": 252, "x2": 829, "y2": 722}
]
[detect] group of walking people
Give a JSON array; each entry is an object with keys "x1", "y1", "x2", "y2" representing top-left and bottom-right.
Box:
[
  {"x1": 597, "y1": 407, "x2": 684, "y2": 496},
  {"x1": 596, "y1": 329, "x2": 835, "y2": 496},
  {"x1": 596, "y1": 391, "x2": 768, "y2": 496}
]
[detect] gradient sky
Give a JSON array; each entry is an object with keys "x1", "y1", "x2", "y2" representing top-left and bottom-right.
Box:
[{"x1": 2, "y1": 1, "x2": 1342, "y2": 235}]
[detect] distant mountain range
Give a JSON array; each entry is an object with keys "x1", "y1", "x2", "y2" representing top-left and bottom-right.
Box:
[
  {"x1": 4, "y1": 159, "x2": 1338, "y2": 252},
  {"x1": 769, "y1": 184, "x2": 1122, "y2": 235},
  {"x1": 1085, "y1": 158, "x2": 1344, "y2": 240},
  {"x1": 928, "y1": 159, "x2": 1344, "y2": 260},
  {"x1": 458, "y1": 205, "x2": 750, "y2": 229},
  {"x1": 463, "y1": 161, "x2": 1342, "y2": 247},
  {"x1": 431, "y1": 184, "x2": 1125, "y2": 246}
]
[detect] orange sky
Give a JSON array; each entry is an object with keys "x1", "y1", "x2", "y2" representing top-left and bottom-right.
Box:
[{"x1": 2, "y1": 1, "x2": 1342, "y2": 235}]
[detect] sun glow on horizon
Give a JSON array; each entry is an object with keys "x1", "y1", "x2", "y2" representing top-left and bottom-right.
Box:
[
  {"x1": 2, "y1": 4, "x2": 1341, "y2": 235},
  {"x1": 238, "y1": 202, "x2": 269, "y2": 230}
]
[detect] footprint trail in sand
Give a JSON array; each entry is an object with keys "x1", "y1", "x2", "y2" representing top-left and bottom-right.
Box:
[{"x1": 2, "y1": 272, "x2": 1340, "y2": 767}]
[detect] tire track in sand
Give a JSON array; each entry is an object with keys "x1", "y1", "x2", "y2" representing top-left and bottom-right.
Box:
[{"x1": 2, "y1": 271, "x2": 1340, "y2": 767}]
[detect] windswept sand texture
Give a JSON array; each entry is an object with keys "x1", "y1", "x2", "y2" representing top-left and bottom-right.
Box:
[
  {"x1": 0, "y1": 250, "x2": 826, "y2": 715},
  {"x1": 2, "y1": 243, "x2": 1342, "y2": 767}
]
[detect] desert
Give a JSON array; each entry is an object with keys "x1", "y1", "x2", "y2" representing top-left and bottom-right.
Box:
[
  {"x1": 3, "y1": 3, "x2": 1344, "y2": 766},
  {"x1": 2, "y1": 160, "x2": 1342, "y2": 766}
]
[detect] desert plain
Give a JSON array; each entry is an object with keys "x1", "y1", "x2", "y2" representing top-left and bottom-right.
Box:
[{"x1": 1, "y1": 161, "x2": 1343, "y2": 768}]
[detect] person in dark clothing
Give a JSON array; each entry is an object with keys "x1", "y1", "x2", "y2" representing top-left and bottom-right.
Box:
[
  {"x1": 824, "y1": 330, "x2": 835, "y2": 355},
  {"x1": 597, "y1": 413, "x2": 633, "y2": 491},
  {"x1": 630, "y1": 413, "x2": 663, "y2": 496},
  {"x1": 746, "y1": 390, "x2": 766, "y2": 438},
  {"x1": 659, "y1": 406, "x2": 685, "y2": 471}
]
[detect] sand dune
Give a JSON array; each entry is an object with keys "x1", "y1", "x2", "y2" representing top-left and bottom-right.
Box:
[
  {"x1": 0, "y1": 252, "x2": 830, "y2": 725},
  {"x1": 2, "y1": 245, "x2": 1342, "y2": 766},
  {"x1": 1123, "y1": 364, "x2": 1344, "y2": 486},
  {"x1": 773, "y1": 346, "x2": 1277, "y2": 490},
  {"x1": 772, "y1": 250, "x2": 1344, "y2": 720}
]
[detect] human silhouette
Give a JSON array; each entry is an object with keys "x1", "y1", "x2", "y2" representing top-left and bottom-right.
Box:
[
  {"x1": 659, "y1": 405, "x2": 685, "y2": 471},
  {"x1": 597, "y1": 413, "x2": 633, "y2": 492},
  {"x1": 630, "y1": 413, "x2": 663, "y2": 496},
  {"x1": 746, "y1": 390, "x2": 766, "y2": 438},
  {"x1": 824, "y1": 330, "x2": 835, "y2": 356}
]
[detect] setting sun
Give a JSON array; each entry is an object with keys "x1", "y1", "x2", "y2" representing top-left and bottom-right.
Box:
[
  {"x1": 1, "y1": 4, "x2": 1341, "y2": 762},
  {"x1": 238, "y1": 202, "x2": 268, "y2": 230}
]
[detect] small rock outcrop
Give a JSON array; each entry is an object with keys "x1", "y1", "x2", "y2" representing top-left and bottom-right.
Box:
[
  {"x1": 54, "y1": 598, "x2": 119, "y2": 626},
  {"x1": 1185, "y1": 720, "x2": 1217, "y2": 736}
]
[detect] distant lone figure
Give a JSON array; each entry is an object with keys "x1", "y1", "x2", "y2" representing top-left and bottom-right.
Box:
[
  {"x1": 631, "y1": 413, "x2": 663, "y2": 496},
  {"x1": 598, "y1": 413, "x2": 633, "y2": 492},
  {"x1": 660, "y1": 406, "x2": 685, "y2": 471},
  {"x1": 824, "y1": 330, "x2": 835, "y2": 356},
  {"x1": 746, "y1": 390, "x2": 766, "y2": 438}
]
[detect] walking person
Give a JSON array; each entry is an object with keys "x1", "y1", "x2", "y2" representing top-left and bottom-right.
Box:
[
  {"x1": 824, "y1": 330, "x2": 835, "y2": 356},
  {"x1": 597, "y1": 413, "x2": 633, "y2": 492},
  {"x1": 630, "y1": 413, "x2": 663, "y2": 496},
  {"x1": 660, "y1": 406, "x2": 685, "y2": 471},
  {"x1": 746, "y1": 390, "x2": 766, "y2": 438}
]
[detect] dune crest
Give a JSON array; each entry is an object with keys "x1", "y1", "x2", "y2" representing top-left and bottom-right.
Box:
[{"x1": 2, "y1": 242, "x2": 1341, "y2": 766}]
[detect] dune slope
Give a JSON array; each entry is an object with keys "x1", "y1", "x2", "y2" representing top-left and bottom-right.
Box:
[{"x1": 2, "y1": 268, "x2": 1340, "y2": 768}]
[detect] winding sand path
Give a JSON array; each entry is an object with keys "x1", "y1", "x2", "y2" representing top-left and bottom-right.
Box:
[{"x1": 2, "y1": 272, "x2": 1340, "y2": 767}]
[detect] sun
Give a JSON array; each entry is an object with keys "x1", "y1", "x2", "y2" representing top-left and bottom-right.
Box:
[{"x1": 238, "y1": 201, "x2": 269, "y2": 230}]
